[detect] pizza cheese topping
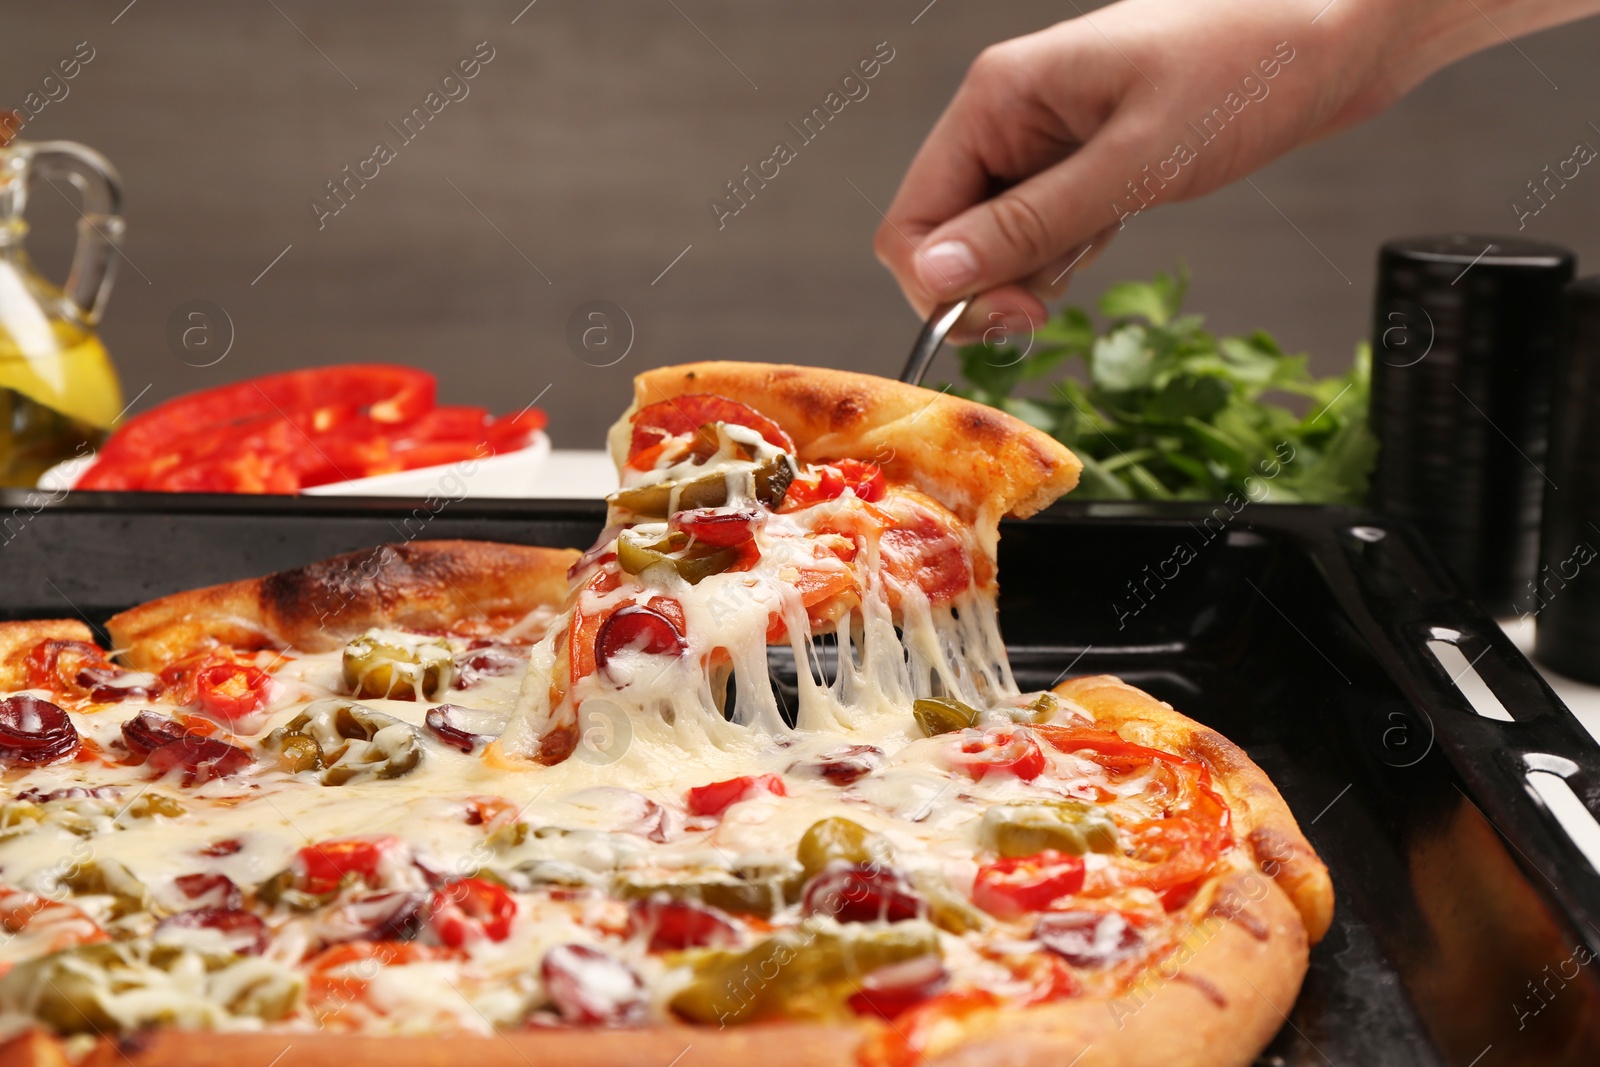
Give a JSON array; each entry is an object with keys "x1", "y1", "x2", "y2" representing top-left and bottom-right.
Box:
[{"x1": 0, "y1": 386, "x2": 1294, "y2": 1059}]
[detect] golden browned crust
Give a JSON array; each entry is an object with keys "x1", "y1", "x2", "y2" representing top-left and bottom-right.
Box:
[
  {"x1": 0, "y1": 1030, "x2": 70, "y2": 1067},
  {"x1": 920, "y1": 875, "x2": 1308, "y2": 1067},
  {"x1": 0, "y1": 620, "x2": 96, "y2": 688},
  {"x1": 1054, "y1": 675, "x2": 1335, "y2": 943},
  {"x1": 33, "y1": 1024, "x2": 861, "y2": 1067},
  {"x1": 613, "y1": 363, "x2": 1081, "y2": 530},
  {"x1": 105, "y1": 540, "x2": 580, "y2": 670}
]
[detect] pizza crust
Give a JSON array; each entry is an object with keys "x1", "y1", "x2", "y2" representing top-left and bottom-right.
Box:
[
  {"x1": 611, "y1": 363, "x2": 1082, "y2": 541},
  {"x1": 104, "y1": 540, "x2": 580, "y2": 671},
  {"x1": 929, "y1": 875, "x2": 1310, "y2": 1067},
  {"x1": 18, "y1": 1024, "x2": 862, "y2": 1067}
]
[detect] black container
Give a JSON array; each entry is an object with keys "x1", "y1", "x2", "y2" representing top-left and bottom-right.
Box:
[
  {"x1": 1535, "y1": 277, "x2": 1600, "y2": 682},
  {"x1": 2, "y1": 491, "x2": 1600, "y2": 1064},
  {"x1": 1370, "y1": 235, "x2": 1575, "y2": 616}
]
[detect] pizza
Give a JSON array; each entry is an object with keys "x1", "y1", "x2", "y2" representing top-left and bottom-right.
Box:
[{"x1": 0, "y1": 363, "x2": 1332, "y2": 1067}]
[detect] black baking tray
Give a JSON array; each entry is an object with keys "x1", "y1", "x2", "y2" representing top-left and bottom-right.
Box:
[{"x1": 2, "y1": 491, "x2": 1598, "y2": 1067}]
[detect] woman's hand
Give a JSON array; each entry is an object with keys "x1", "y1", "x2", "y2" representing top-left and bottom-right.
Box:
[{"x1": 875, "y1": 0, "x2": 1597, "y2": 340}]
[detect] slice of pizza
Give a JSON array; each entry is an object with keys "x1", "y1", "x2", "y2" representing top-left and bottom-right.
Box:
[
  {"x1": 501, "y1": 362, "x2": 1082, "y2": 763},
  {"x1": 0, "y1": 363, "x2": 1333, "y2": 1067}
]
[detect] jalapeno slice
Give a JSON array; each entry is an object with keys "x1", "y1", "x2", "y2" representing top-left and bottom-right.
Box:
[{"x1": 979, "y1": 801, "x2": 1120, "y2": 858}]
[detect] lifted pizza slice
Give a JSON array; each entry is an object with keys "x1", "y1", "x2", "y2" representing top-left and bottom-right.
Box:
[{"x1": 501, "y1": 363, "x2": 1081, "y2": 762}]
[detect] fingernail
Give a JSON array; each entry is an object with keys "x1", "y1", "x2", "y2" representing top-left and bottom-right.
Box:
[{"x1": 916, "y1": 240, "x2": 978, "y2": 294}]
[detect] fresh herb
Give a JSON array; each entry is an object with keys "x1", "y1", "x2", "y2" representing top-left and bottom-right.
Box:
[{"x1": 951, "y1": 266, "x2": 1376, "y2": 504}]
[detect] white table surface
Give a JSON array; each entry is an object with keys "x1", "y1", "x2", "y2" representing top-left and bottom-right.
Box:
[
  {"x1": 529, "y1": 451, "x2": 1600, "y2": 864},
  {"x1": 525, "y1": 450, "x2": 618, "y2": 498}
]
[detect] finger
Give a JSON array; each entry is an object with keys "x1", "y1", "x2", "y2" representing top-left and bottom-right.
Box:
[
  {"x1": 909, "y1": 115, "x2": 1153, "y2": 302},
  {"x1": 875, "y1": 38, "x2": 1092, "y2": 317},
  {"x1": 872, "y1": 101, "x2": 1011, "y2": 318}
]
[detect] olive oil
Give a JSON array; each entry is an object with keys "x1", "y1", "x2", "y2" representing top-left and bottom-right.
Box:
[
  {"x1": 0, "y1": 137, "x2": 129, "y2": 487},
  {"x1": 0, "y1": 322, "x2": 121, "y2": 487}
]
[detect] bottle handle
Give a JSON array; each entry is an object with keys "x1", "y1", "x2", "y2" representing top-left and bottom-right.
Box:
[{"x1": 25, "y1": 141, "x2": 124, "y2": 325}]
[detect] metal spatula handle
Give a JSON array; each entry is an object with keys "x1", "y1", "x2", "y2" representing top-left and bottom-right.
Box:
[{"x1": 899, "y1": 297, "x2": 971, "y2": 386}]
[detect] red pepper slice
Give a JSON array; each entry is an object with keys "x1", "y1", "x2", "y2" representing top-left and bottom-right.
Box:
[
  {"x1": 948, "y1": 726, "x2": 1047, "y2": 782},
  {"x1": 95, "y1": 365, "x2": 433, "y2": 460},
  {"x1": 971, "y1": 850, "x2": 1086, "y2": 918},
  {"x1": 668, "y1": 507, "x2": 765, "y2": 547},
  {"x1": 78, "y1": 365, "x2": 548, "y2": 494},
  {"x1": 626, "y1": 394, "x2": 793, "y2": 468},
  {"x1": 193, "y1": 663, "x2": 274, "y2": 721},
  {"x1": 1037, "y1": 726, "x2": 1236, "y2": 900},
  {"x1": 866, "y1": 990, "x2": 1000, "y2": 1067},
  {"x1": 685, "y1": 773, "x2": 787, "y2": 817},
  {"x1": 782, "y1": 459, "x2": 886, "y2": 508},
  {"x1": 294, "y1": 836, "x2": 408, "y2": 895},
  {"x1": 430, "y1": 877, "x2": 516, "y2": 947}
]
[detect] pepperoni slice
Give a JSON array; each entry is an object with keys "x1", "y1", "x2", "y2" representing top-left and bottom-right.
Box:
[
  {"x1": 627, "y1": 394, "x2": 793, "y2": 468},
  {"x1": 595, "y1": 605, "x2": 685, "y2": 674},
  {"x1": 155, "y1": 907, "x2": 270, "y2": 956},
  {"x1": 0, "y1": 695, "x2": 80, "y2": 765},
  {"x1": 626, "y1": 895, "x2": 739, "y2": 952},
  {"x1": 541, "y1": 944, "x2": 648, "y2": 1026},
  {"x1": 879, "y1": 510, "x2": 974, "y2": 604}
]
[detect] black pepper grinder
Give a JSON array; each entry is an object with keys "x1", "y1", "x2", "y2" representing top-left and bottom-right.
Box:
[
  {"x1": 1535, "y1": 277, "x2": 1600, "y2": 682},
  {"x1": 1369, "y1": 235, "x2": 1576, "y2": 616}
]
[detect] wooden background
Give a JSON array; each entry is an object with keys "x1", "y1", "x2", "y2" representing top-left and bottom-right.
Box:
[{"x1": 4, "y1": 0, "x2": 1599, "y2": 447}]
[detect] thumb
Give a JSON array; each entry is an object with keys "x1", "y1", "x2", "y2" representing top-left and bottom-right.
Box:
[{"x1": 911, "y1": 124, "x2": 1151, "y2": 301}]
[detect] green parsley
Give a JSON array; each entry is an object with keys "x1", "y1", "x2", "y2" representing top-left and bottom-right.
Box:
[{"x1": 950, "y1": 266, "x2": 1377, "y2": 504}]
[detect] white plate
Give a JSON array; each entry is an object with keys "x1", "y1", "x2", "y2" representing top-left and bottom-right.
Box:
[{"x1": 37, "y1": 432, "x2": 552, "y2": 498}]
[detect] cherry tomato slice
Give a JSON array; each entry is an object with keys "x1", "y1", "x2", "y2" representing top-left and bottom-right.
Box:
[
  {"x1": 781, "y1": 460, "x2": 886, "y2": 508},
  {"x1": 626, "y1": 394, "x2": 793, "y2": 468},
  {"x1": 835, "y1": 459, "x2": 886, "y2": 502},
  {"x1": 295, "y1": 836, "x2": 408, "y2": 895},
  {"x1": 972, "y1": 850, "x2": 1086, "y2": 918},
  {"x1": 193, "y1": 663, "x2": 274, "y2": 721},
  {"x1": 948, "y1": 726, "x2": 1046, "y2": 782},
  {"x1": 430, "y1": 877, "x2": 516, "y2": 947},
  {"x1": 685, "y1": 773, "x2": 787, "y2": 817},
  {"x1": 782, "y1": 466, "x2": 846, "y2": 508}
]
